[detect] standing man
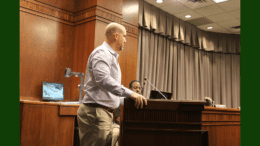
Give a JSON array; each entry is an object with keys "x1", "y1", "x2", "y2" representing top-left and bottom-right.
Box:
[
  {"x1": 112, "y1": 80, "x2": 143, "y2": 146},
  {"x1": 77, "y1": 22, "x2": 147, "y2": 146}
]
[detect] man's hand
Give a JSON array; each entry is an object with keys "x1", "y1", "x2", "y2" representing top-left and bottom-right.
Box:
[{"x1": 130, "y1": 92, "x2": 147, "y2": 109}]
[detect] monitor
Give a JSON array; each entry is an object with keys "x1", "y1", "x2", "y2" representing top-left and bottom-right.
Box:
[
  {"x1": 42, "y1": 81, "x2": 64, "y2": 101},
  {"x1": 149, "y1": 90, "x2": 172, "y2": 100}
]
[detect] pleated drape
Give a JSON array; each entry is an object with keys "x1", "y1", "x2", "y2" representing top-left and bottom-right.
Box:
[
  {"x1": 137, "y1": 28, "x2": 240, "y2": 108},
  {"x1": 138, "y1": 0, "x2": 240, "y2": 54}
]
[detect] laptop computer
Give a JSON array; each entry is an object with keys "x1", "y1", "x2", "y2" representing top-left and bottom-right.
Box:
[{"x1": 149, "y1": 90, "x2": 172, "y2": 100}]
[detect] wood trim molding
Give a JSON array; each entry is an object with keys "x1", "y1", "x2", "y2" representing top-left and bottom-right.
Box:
[
  {"x1": 20, "y1": 0, "x2": 74, "y2": 23},
  {"x1": 122, "y1": 21, "x2": 138, "y2": 38},
  {"x1": 20, "y1": 0, "x2": 125, "y2": 26}
]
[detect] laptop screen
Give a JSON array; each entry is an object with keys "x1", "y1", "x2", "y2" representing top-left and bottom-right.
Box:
[
  {"x1": 42, "y1": 81, "x2": 64, "y2": 101},
  {"x1": 149, "y1": 90, "x2": 172, "y2": 100}
]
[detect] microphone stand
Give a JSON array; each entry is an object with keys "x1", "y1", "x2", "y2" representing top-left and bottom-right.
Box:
[{"x1": 144, "y1": 78, "x2": 167, "y2": 100}]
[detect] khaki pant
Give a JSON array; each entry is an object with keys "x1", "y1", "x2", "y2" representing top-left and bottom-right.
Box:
[
  {"x1": 77, "y1": 104, "x2": 118, "y2": 146},
  {"x1": 112, "y1": 123, "x2": 120, "y2": 146}
]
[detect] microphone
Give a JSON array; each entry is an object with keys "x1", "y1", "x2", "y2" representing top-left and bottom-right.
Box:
[{"x1": 144, "y1": 77, "x2": 167, "y2": 100}]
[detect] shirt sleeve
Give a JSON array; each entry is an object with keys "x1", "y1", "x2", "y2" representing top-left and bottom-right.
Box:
[{"x1": 91, "y1": 50, "x2": 133, "y2": 98}]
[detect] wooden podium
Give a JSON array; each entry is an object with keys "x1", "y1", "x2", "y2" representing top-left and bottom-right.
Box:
[{"x1": 119, "y1": 98, "x2": 209, "y2": 146}]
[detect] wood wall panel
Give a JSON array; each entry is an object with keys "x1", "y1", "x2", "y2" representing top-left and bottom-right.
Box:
[
  {"x1": 74, "y1": 0, "x2": 97, "y2": 13},
  {"x1": 20, "y1": 101, "x2": 75, "y2": 146},
  {"x1": 97, "y1": 0, "x2": 123, "y2": 15},
  {"x1": 121, "y1": 0, "x2": 139, "y2": 87},
  {"x1": 20, "y1": 0, "x2": 74, "y2": 25},
  {"x1": 202, "y1": 107, "x2": 240, "y2": 146},
  {"x1": 35, "y1": 0, "x2": 75, "y2": 12},
  {"x1": 120, "y1": 35, "x2": 138, "y2": 88},
  {"x1": 20, "y1": 11, "x2": 74, "y2": 101},
  {"x1": 71, "y1": 21, "x2": 96, "y2": 101}
]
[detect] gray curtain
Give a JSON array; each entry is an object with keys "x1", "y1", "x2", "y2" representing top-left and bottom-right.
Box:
[
  {"x1": 137, "y1": 28, "x2": 240, "y2": 108},
  {"x1": 138, "y1": 0, "x2": 240, "y2": 53}
]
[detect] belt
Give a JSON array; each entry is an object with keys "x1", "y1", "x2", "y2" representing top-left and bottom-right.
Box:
[{"x1": 84, "y1": 103, "x2": 115, "y2": 113}]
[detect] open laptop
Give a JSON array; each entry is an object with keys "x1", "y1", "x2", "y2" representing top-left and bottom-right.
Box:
[
  {"x1": 149, "y1": 90, "x2": 172, "y2": 100},
  {"x1": 42, "y1": 81, "x2": 64, "y2": 101}
]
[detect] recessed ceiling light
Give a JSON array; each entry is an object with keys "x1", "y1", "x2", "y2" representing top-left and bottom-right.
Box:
[
  {"x1": 207, "y1": 27, "x2": 213, "y2": 29},
  {"x1": 185, "y1": 15, "x2": 191, "y2": 18},
  {"x1": 156, "y1": 0, "x2": 163, "y2": 3},
  {"x1": 213, "y1": 0, "x2": 228, "y2": 3}
]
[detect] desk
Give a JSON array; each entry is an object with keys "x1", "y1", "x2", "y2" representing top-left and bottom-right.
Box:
[
  {"x1": 20, "y1": 100, "x2": 80, "y2": 146},
  {"x1": 202, "y1": 107, "x2": 240, "y2": 146},
  {"x1": 20, "y1": 100, "x2": 240, "y2": 146}
]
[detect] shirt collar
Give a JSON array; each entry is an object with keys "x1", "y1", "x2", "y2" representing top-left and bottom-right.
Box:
[{"x1": 103, "y1": 41, "x2": 119, "y2": 58}]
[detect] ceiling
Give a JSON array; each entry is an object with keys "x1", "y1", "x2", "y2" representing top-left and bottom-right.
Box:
[{"x1": 145, "y1": 0, "x2": 240, "y2": 34}]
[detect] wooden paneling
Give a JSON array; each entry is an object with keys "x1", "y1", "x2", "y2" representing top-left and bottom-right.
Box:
[
  {"x1": 97, "y1": 0, "x2": 123, "y2": 15},
  {"x1": 120, "y1": 0, "x2": 139, "y2": 87},
  {"x1": 59, "y1": 105, "x2": 80, "y2": 116},
  {"x1": 74, "y1": 0, "x2": 97, "y2": 13},
  {"x1": 20, "y1": 11, "x2": 74, "y2": 101},
  {"x1": 20, "y1": 101, "x2": 75, "y2": 146},
  {"x1": 35, "y1": 0, "x2": 75, "y2": 12},
  {"x1": 119, "y1": 35, "x2": 138, "y2": 88},
  {"x1": 202, "y1": 107, "x2": 240, "y2": 146},
  {"x1": 71, "y1": 21, "x2": 96, "y2": 101},
  {"x1": 20, "y1": 0, "x2": 74, "y2": 25}
]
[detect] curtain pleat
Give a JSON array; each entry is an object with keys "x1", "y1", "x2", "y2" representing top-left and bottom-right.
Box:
[
  {"x1": 191, "y1": 25, "x2": 197, "y2": 47},
  {"x1": 140, "y1": 28, "x2": 149, "y2": 89},
  {"x1": 237, "y1": 55, "x2": 240, "y2": 107},
  {"x1": 172, "y1": 16, "x2": 180, "y2": 40},
  {"x1": 143, "y1": 2, "x2": 151, "y2": 30},
  {"x1": 204, "y1": 52, "x2": 213, "y2": 98},
  {"x1": 193, "y1": 49, "x2": 200, "y2": 101},
  {"x1": 159, "y1": 10, "x2": 167, "y2": 36},
  {"x1": 164, "y1": 39, "x2": 170, "y2": 92},
  {"x1": 237, "y1": 36, "x2": 241, "y2": 53},
  {"x1": 184, "y1": 22, "x2": 192, "y2": 45},
  {"x1": 220, "y1": 53, "x2": 226, "y2": 105},
  {"x1": 155, "y1": 36, "x2": 165, "y2": 90},
  {"x1": 226, "y1": 35, "x2": 232, "y2": 53},
  {"x1": 212, "y1": 32, "x2": 219, "y2": 52},
  {"x1": 167, "y1": 41, "x2": 174, "y2": 94},
  {"x1": 231, "y1": 54, "x2": 240, "y2": 108},
  {"x1": 138, "y1": 0, "x2": 144, "y2": 27},
  {"x1": 212, "y1": 53, "x2": 221, "y2": 104},
  {"x1": 219, "y1": 33, "x2": 227, "y2": 53},
  {"x1": 150, "y1": 5, "x2": 158, "y2": 30},
  {"x1": 207, "y1": 32, "x2": 214, "y2": 51},
  {"x1": 177, "y1": 43, "x2": 185, "y2": 100},
  {"x1": 172, "y1": 42, "x2": 178, "y2": 100},
  {"x1": 166, "y1": 13, "x2": 173, "y2": 38},
  {"x1": 225, "y1": 54, "x2": 232, "y2": 108},
  {"x1": 202, "y1": 31, "x2": 208, "y2": 50},
  {"x1": 179, "y1": 19, "x2": 185, "y2": 42},
  {"x1": 196, "y1": 28, "x2": 202, "y2": 49},
  {"x1": 149, "y1": 34, "x2": 159, "y2": 98},
  {"x1": 198, "y1": 50, "x2": 204, "y2": 100},
  {"x1": 230, "y1": 35, "x2": 237, "y2": 53},
  {"x1": 143, "y1": 32, "x2": 155, "y2": 98},
  {"x1": 185, "y1": 46, "x2": 194, "y2": 100}
]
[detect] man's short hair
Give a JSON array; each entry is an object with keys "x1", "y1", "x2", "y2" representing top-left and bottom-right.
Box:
[
  {"x1": 105, "y1": 22, "x2": 126, "y2": 39},
  {"x1": 129, "y1": 80, "x2": 140, "y2": 89}
]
